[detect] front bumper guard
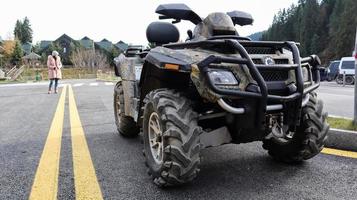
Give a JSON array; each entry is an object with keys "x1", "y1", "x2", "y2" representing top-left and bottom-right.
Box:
[
  {"x1": 217, "y1": 95, "x2": 310, "y2": 114},
  {"x1": 194, "y1": 39, "x2": 320, "y2": 126}
]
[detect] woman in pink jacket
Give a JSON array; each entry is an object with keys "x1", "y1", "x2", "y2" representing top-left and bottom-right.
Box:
[{"x1": 47, "y1": 51, "x2": 62, "y2": 94}]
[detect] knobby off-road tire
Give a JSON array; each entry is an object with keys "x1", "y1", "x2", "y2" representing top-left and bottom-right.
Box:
[
  {"x1": 113, "y1": 81, "x2": 139, "y2": 137},
  {"x1": 263, "y1": 92, "x2": 329, "y2": 163},
  {"x1": 142, "y1": 89, "x2": 202, "y2": 187}
]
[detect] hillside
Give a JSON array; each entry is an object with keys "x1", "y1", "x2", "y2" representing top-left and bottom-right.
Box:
[
  {"x1": 262, "y1": 0, "x2": 357, "y2": 64},
  {"x1": 247, "y1": 31, "x2": 263, "y2": 41}
]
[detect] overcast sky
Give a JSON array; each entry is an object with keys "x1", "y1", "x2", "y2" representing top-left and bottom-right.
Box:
[{"x1": 0, "y1": 0, "x2": 298, "y2": 45}]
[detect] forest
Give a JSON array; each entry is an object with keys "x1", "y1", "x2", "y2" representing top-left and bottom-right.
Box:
[{"x1": 261, "y1": 0, "x2": 357, "y2": 64}]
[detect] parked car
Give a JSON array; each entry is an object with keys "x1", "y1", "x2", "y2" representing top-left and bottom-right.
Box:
[
  {"x1": 336, "y1": 57, "x2": 355, "y2": 84},
  {"x1": 319, "y1": 67, "x2": 328, "y2": 81},
  {"x1": 326, "y1": 60, "x2": 340, "y2": 81}
]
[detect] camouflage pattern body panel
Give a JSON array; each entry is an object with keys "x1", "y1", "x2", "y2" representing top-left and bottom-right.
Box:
[
  {"x1": 147, "y1": 46, "x2": 258, "y2": 102},
  {"x1": 147, "y1": 44, "x2": 297, "y2": 103},
  {"x1": 192, "y1": 12, "x2": 236, "y2": 41},
  {"x1": 116, "y1": 53, "x2": 143, "y2": 117}
]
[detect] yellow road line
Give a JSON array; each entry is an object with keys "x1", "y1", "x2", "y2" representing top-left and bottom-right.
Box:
[
  {"x1": 322, "y1": 148, "x2": 357, "y2": 159},
  {"x1": 68, "y1": 85, "x2": 103, "y2": 200},
  {"x1": 29, "y1": 85, "x2": 67, "y2": 200}
]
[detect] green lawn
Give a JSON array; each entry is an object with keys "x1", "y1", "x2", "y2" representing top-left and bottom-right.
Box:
[
  {"x1": 0, "y1": 67, "x2": 119, "y2": 83},
  {"x1": 327, "y1": 117, "x2": 357, "y2": 131},
  {"x1": 21, "y1": 67, "x2": 97, "y2": 80}
]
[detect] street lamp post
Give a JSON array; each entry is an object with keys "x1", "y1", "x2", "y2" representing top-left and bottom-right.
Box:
[{"x1": 353, "y1": 27, "x2": 357, "y2": 124}]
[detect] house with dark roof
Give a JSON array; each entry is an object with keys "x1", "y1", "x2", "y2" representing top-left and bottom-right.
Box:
[
  {"x1": 54, "y1": 34, "x2": 78, "y2": 54},
  {"x1": 114, "y1": 40, "x2": 128, "y2": 52},
  {"x1": 95, "y1": 39, "x2": 113, "y2": 52},
  {"x1": 79, "y1": 36, "x2": 94, "y2": 50},
  {"x1": 36, "y1": 34, "x2": 128, "y2": 65},
  {"x1": 22, "y1": 42, "x2": 32, "y2": 55},
  {"x1": 38, "y1": 34, "x2": 128, "y2": 53},
  {"x1": 40, "y1": 40, "x2": 52, "y2": 50}
]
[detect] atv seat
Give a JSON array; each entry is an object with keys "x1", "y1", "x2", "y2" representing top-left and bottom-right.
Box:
[{"x1": 146, "y1": 22, "x2": 180, "y2": 46}]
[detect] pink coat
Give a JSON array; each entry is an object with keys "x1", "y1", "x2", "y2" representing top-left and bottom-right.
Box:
[{"x1": 47, "y1": 55, "x2": 62, "y2": 79}]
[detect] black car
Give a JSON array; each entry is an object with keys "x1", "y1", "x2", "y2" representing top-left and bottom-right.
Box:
[{"x1": 326, "y1": 60, "x2": 340, "y2": 81}]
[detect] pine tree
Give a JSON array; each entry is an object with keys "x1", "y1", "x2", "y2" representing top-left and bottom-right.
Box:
[
  {"x1": 13, "y1": 17, "x2": 33, "y2": 44},
  {"x1": 262, "y1": 0, "x2": 357, "y2": 63},
  {"x1": 11, "y1": 40, "x2": 23, "y2": 65},
  {"x1": 21, "y1": 17, "x2": 33, "y2": 43}
]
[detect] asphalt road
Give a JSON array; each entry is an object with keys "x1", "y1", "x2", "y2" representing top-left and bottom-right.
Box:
[
  {"x1": 0, "y1": 79, "x2": 356, "y2": 200},
  {"x1": 317, "y1": 81, "x2": 354, "y2": 118}
]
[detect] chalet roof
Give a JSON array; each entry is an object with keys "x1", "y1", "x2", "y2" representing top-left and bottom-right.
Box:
[
  {"x1": 22, "y1": 42, "x2": 32, "y2": 55},
  {"x1": 81, "y1": 36, "x2": 91, "y2": 40},
  {"x1": 40, "y1": 40, "x2": 52, "y2": 49},
  {"x1": 115, "y1": 41, "x2": 128, "y2": 51},
  {"x1": 95, "y1": 39, "x2": 113, "y2": 51},
  {"x1": 55, "y1": 34, "x2": 75, "y2": 43},
  {"x1": 22, "y1": 52, "x2": 41, "y2": 60},
  {"x1": 79, "y1": 39, "x2": 94, "y2": 49}
]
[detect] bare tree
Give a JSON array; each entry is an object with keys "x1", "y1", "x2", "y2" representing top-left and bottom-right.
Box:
[{"x1": 71, "y1": 49, "x2": 109, "y2": 70}]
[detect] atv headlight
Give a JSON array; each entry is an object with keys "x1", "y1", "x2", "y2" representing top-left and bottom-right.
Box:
[{"x1": 208, "y1": 70, "x2": 239, "y2": 85}]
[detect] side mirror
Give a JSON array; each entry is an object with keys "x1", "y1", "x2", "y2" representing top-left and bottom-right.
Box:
[
  {"x1": 227, "y1": 11, "x2": 254, "y2": 26},
  {"x1": 187, "y1": 30, "x2": 193, "y2": 40},
  {"x1": 156, "y1": 4, "x2": 202, "y2": 25}
]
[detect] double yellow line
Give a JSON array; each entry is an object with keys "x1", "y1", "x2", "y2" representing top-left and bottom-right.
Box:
[{"x1": 29, "y1": 85, "x2": 103, "y2": 200}]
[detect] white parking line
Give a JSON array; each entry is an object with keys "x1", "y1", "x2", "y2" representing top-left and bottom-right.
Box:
[
  {"x1": 89, "y1": 83, "x2": 99, "y2": 86},
  {"x1": 73, "y1": 83, "x2": 84, "y2": 87},
  {"x1": 104, "y1": 82, "x2": 114, "y2": 86},
  {"x1": 0, "y1": 82, "x2": 48, "y2": 88}
]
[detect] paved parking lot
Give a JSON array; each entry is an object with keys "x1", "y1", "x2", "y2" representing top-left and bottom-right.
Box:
[
  {"x1": 0, "y1": 79, "x2": 356, "y2": 200},
  {"x1": 317, "y1": 81, "x2": 354, "y2": 118}
]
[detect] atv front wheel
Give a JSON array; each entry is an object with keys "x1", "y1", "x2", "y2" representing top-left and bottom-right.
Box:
[
  {"x1": 142, "y1": 89, "x2": 202, "y2": 187},
  {"x1": 263, "y1": 92, "x2": 329, "y2": 163},
  {"x1": 113, "y1": 81, "x2": 139, "y2": 137}
]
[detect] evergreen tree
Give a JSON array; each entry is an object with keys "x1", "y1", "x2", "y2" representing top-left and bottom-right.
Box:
[
  {"x1": 22, "y1": 17, "x2": 33, "y2": 43},
  {"x1": 13, "y1": 17, "x2": 33, "y2": 44},
  {"x1": 11, "y1": 40, "x2": 23, "y2": 65},
  {"x1": 262, "y1": 0, "x2": 357, "y2": 63},
  {"x1": 14, "y1": 20, "x2": 22, "y2": 41}
]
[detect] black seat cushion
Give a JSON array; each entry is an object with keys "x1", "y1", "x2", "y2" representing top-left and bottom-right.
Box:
[{"x1": 146, "y1": 22, "x2": 180, "y2": 45}]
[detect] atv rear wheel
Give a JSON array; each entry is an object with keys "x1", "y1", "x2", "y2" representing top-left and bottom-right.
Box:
[
  {"x1": 142, "y1": 89, "x2": 202, "y2": 187},
  {"x1": 263, "y1": 92, "x2": 329, "y2": 163},
  {"x1": 113, "y1": 81, "x2": 139, "y2": 137}
]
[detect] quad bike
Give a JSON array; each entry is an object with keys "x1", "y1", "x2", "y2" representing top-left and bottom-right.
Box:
[{"x1": 113, "y1": 4, "x2": 329, "y2": 187}]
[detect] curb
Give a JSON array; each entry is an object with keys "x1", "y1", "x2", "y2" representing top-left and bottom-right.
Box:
[{"x1": 325, "y1": 128, "x2": 357, "y2": 152}]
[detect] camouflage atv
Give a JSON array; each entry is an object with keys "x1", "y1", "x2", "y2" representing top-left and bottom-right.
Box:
[{"x1": 113, "y1": 4, "x2": 329, "y2": 187}]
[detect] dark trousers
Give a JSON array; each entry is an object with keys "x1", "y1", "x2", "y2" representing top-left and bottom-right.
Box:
[{"x1": 49, "y1": 78, "x2": 59, "y2": 91}]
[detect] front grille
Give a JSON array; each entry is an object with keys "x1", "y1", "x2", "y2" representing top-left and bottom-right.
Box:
[
  {"x1": 259, "y1": 70, "x2": 288, "y2": 81},
  {"x1": 245, "y1": 47, "x2": 276, "y2": 54},
  {"x1": 252, "y1": 58, "x2": 289, "y2": 65},
  {"x1": 252, "y1": 59, "x2": 263, "y2": 64},
  {"x1": 274, "y1": 59, "x2": 289, "y2": 64}
]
